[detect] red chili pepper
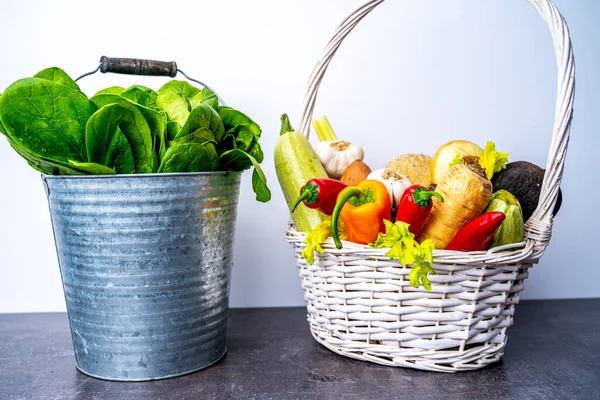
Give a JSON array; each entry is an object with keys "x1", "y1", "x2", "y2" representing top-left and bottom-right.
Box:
[
  {"x1": 395, "y1": 185, "x2": 444, "y2": 236},
  {"x1": 291, "y1": 178, "x2": 348, "y2": 216},
  {"x1": 446, "y1": 212, "x2": 506, "y2": 251}
]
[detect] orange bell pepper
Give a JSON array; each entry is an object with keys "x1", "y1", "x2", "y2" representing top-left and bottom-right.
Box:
[{"x1": 331, "y1": 180, "x2": 392, "y2": 248}]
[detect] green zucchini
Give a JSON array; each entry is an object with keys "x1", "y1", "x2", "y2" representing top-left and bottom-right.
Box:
[
  {"x1": 484, "y1": 190, "x2": 525, "y2": 247},
  {"x1": 274, "y1": 114, "x2": 328, "y2": 232}
]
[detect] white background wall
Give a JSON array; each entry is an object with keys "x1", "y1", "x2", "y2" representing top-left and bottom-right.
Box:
[{"x1": 0, "y1": 0, "x2": 597, "y2": 313}]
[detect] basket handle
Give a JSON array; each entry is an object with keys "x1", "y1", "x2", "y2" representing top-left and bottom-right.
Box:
[
  {"x1": 74, "y1": 56, "x2": 227, "y2": 106},
  {"x1": 99, "y1": 56, "x2": 178, "y2": 77},
  {"x1": 298, "y1": 0, "x2": 575, "y2": 253}
]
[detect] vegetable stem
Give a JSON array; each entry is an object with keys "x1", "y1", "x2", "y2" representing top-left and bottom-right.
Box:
[
  {"x1": 331, "y1": 188, "x2": 363, "y2": 249},
  {"x1": 312, "y1": 116, "x2": 338, "y2": 142},
  {"x1": 411, "y1": 187, "x2": 444, "y2": 207},
  {"x1": 291, "y1": 190, "x2": 313, "y2": 213},
  {"x1": 280, "y1": 114, "x2": 294, "y2": 136}
]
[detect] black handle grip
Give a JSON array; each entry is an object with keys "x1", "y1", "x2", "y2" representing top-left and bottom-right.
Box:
[{"x1": 99, "y1": 56, "x2": 178, "y2": 77}]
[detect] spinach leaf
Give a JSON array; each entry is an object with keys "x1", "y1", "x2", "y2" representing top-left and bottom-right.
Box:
[
  {"x1": 95, "y1": 86, "x2": 125, "y2": 96},
  {"x1": 220, "y1": 148, "x2": 252, "y2": 170},
  {"x1": 154, "y1": 116, "x2": 168, "y2": 160},
  {"x1": 168, "y1": 129, "x2": 214, "y2": 148},
  {"x1": 0, "y1": 94, "x2": 6, "y2": 136},
  {"x1": 166, "y1": 121, "x2": 180, "y2": 142},
  {"x1": 86, "y1": 103, "x2": 155, "y2": 173},
  {"x1": 7, "y1": 133, "x2": 113, "y2": 176},
  {"x1": 218, "y1": 106, "x2": 261, "y2": 139},
  {"x1": 247, "y1": 140, "x2": 264, "y2": 163},
  {"x1": 220, "y1": 148, "x2": 271, "y2": 202},
  {"x1": 121, "y1": 85, "x2": 158, "y2": 108},
  {"x1": 91, "y1": 94, "x2": 164, "y2": 133},
  {"x1": 233, "y1": 126, "x2": 254, "y2": 151},
  {"x1": 34, "y1": 67, "x2": 80, "y2": 92},
  {"x1": 199, "y1": 87, "x2": 218, "y2": 110},
  {"x1": 176, "y1": 104, "x2": 224, "y2": 142},
  {"x1": 103, "y1": 131, "x2": 135, "y2": 174},
  {"x1": 67, "y1": 160, "x2": 116, "y2": 175},
  {"x1": 158, "y1": 80, "x2": 201, "y2": 98},
  {"x1": 10, "y1": 135, "x2": 115, "y2": 176},
  {"x1": 219, "y1": 127, "x2": 236, "y2": 151},
  {"x1": 156, "y1": 81, "x2": 218, "y2": 126},
  {"x1": 0, "y1": 77, "x2": 97, "y2": 163},
  {"x1": 156, "y1": 81, "x2": 200, "y2": 126},
  {"x1": 85, "y1": 105, "x2": 135, "y2": 174},
  {"x1": 7, "y1": 136, "x2": 84, "y2": 175},
  {"x1": 158, "y1": 142, "x2": 219, "y2": 173},
  {"x1": 214, "y1": 109, "x2": 264, "y2": 200},
  {"x1": 251, "y1": 168, "x2": 271, "y2": 203},
  {"x1": 219, "y1": 126, "x2": 253, "y2": 153},
  {"x1": 91, "y1": 93, "x2": 167, "y2": 160}
]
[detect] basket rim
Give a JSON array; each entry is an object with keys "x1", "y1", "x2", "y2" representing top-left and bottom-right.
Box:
[
  {"x1": 286, "y1": 224, "x2": 538, "y2": 266},
  {"x1": 41, "y1": 170, "x2": 242, "y2": 180}
]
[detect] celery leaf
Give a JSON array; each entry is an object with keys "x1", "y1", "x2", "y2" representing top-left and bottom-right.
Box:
[
  {"x1": 301, "y1": 217, "x2": 346, "y2": 265},
  {"x1": 370, "y1": 220, "x2": 436, "y2": 291},
  {"x1": 478, "y1": 141, "x2": 510, "y2": 179},
  {"x1": 449, "y1": 153, "x2": 461, "y2": 168}
]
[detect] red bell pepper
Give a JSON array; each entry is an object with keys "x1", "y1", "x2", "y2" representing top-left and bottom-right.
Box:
[
  {"x1": 395, "y1": 185, "x2": 443, "y2": 236},
  {"x1": 291, "y1": 178, "x2": 348, "y2": 216},
  {"x1": 446, "y1": 211, "x2": 506, "y2": 251}
]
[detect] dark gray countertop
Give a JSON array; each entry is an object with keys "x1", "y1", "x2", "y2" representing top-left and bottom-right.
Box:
[{"x1": 1, "y1": 299, "x2": 599, "y2": 400}]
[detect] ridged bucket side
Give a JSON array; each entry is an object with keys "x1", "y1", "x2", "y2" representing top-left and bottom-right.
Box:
[{"x1": 43, "y1": 172, "x2": 241, "y2": 381}]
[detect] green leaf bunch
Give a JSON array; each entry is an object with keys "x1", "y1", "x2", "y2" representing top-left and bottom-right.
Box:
[
  {"x1": 370, "y1": 220, "x2": 436, "y2": 291},
  {"x1": 0, "y1": 67, "x2": 270, "y2": 202}
]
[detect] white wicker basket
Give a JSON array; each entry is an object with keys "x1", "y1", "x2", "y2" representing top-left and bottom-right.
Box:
[{"x1": 286, "y1": 0, "x2": 574, "y2": 373}]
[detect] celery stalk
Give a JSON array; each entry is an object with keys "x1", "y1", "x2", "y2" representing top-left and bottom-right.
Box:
[
  {"x1": 311, "y1": 116, "x2": 338, "y2": 142},
  {"x1": 320, "y1": 116, "x2": 338, "y2": 141}
]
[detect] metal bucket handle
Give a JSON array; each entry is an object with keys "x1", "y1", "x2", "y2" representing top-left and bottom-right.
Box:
[{"x1": 75, "y1": 56, "x2": 226, "y2": 105}]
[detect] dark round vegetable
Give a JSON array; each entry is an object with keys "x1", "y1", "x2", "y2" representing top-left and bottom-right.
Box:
[{"x1": 491, "y1": 161, "x2": 562, "y2": 222}]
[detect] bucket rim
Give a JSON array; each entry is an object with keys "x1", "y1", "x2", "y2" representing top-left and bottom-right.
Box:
[{"x1": 41, "y1": 170, "x2": 242, "y2": 180}]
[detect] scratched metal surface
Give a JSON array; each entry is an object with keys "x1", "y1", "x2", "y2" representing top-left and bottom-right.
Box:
[
  {"x1": 41, "y1": 172, "x2": 241, "y2": 381},
  {"x1": 1, "y1": 300, "x2": 599, "y2": 400}
]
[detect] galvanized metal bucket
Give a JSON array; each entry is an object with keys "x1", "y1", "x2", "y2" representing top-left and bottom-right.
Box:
[{"x1": 42, "y1": 171, "x2": 241, "y2": 381}]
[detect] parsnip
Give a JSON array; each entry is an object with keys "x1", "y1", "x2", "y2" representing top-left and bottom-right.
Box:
[{"x1": 417, "y1": 156, "x2": 493, "y2": 249}]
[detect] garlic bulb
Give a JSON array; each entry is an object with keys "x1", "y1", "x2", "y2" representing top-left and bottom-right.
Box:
[
  {"x1": 366, "y1": 168, "x2": 412, "y2": 208},
  {"x1": 314, "y1": 140, "x2": 364, "y2": 179}
]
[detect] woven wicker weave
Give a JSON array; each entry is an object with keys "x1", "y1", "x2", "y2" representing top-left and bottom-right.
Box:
[{"x1": 286, "y1": 0, "x2": 574, "y2": 373}]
